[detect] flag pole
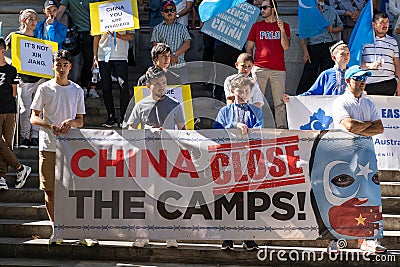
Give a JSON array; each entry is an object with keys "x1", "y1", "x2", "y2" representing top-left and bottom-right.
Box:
[{"x1": 271, "y1": 0, "x2": 279, "y2": 20}]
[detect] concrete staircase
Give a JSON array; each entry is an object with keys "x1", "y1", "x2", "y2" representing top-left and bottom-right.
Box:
[{"x1": 1, "y1": 71, "x2": 400, "y2": 264}]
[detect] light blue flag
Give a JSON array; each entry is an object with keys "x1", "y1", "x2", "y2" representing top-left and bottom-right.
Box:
[
  {"x1": 298, "y1": 0, "x2": 329, "y2": 39},
  {"x1": 199, "y1": 0, "x2": 246, "y2": 22},
  {"x1": 348, "y1": 0, "x2": 374, "y2": 67}
]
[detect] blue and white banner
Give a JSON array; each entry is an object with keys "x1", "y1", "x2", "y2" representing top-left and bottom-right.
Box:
[
  {"x1": 297, "y1": 0, "x2": 329, "y2": 39},
  {"x1": 286, "y1": 95, "x2": 400, "y2": 170},
  {"x1": 54, "y1": 128, "x2": 383, "y2": 241},
  {"x1": 201, "y1": 2, "x2": 259, "y2": 50},
  {"x1": 199, "y1": 0, "x2": 246, "y2": 22}
]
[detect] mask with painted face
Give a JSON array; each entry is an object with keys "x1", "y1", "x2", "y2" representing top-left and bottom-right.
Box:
[{"x1": 310, "y1": 131, "x2": 383, "y2": 239}]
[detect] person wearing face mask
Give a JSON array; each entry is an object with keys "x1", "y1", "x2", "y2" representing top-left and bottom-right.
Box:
[{"x1": 296, "y1": 0, "x2": 343, "y2": 95}]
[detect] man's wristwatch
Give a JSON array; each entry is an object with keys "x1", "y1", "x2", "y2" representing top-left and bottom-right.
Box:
[{"x1": 176, "y1": 14, "x2": 180, "y2": 18}]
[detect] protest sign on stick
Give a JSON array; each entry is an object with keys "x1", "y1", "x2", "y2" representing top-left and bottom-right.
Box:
[{"x1": 90, "y1": 0, "x2": 140, "y2": 35}]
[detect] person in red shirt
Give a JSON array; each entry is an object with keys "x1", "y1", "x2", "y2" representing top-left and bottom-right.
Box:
[{"x1": 246, "y1": 0, "x2": 290, "y2": 129}]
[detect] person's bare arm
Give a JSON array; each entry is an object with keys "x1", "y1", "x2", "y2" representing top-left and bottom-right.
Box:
[
  {"x1": 56, "y1": 4, "x2": 67, "y2": 21},
  {"x1": 171, "y1": 39, "x2": 191, "y2": 64},
  {"x1": 59, "y1": 114, "x2": 84, "y2": 134},
  {"x1": 246, "y1": 40, "x2": 255, "y2": 55},
  {"x1": 177, "y1": 123, "x2": 186, "y2": 130},
  {"x1": 277, "y1": 20, "x2": 290, "y2": 50},
  {"x1": 340, "y1": 118, "x2": 384, "y2": 136},
  {"x1": 93, "y1": 35, "x2": 100, "y2": 68},
  {"x1": 394, "y1": 57, "x2": 400, "y2": 96},
  {"x1": 177, "y1": 1, "x2": 193, "y2": 17},
  {"x1": 300, "y1": 38, "x2": 310, "y2": 63},
  {"x1": 116, "y1": 31, "x2": 134, "y2": 41},
  {"x1": 12, "y1": 84, "x2": 17, "y2": 97},
  {"x1": 31, "y1": 109, "x2": 60, "y2": 135},
  {"x1": 175, "y1": 39, "x2": 191, "y2": 57}
]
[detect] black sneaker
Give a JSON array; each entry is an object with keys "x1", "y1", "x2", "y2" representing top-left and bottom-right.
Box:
[
  {"x1": 30, "y1": 138, "x2": 39, "y2": 148},
  {"x1": 243, "y1": 240, "x2": 258, "y2": 251},
  {"x1": 20, "y1": 138, "x2": 30, "y2": 149},
  {"x1": 102, "y1": 117, "x2": 118, "y2": 128},
  {"x1": 221, "y1": 240, "x2": 234, "y2": 250}
]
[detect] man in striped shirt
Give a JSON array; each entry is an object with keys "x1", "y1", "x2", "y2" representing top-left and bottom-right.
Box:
[
  {"x1": 361, "y1": 12, "x2": 400, "y2": 96},
  {"x1": 151, "y1": 0, "x2": 191, "y2": 83}
]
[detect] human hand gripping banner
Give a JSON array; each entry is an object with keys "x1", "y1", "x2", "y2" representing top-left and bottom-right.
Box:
[
  {"x1": 286, "y1": 95, "x2": 400, "y2": 170},
  {"x1": 90, "y1": 0, "x2": 140, "y2": 35},
  {"x1": 11, "y1": 34, "x2": 58, "y2": 79},
  {"x1": 54, "y1": 128, "x2": 383, "y2": 241}
]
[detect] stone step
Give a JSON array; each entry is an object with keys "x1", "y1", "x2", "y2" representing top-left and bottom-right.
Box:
[
  {"x1": 380, "y1": 182, "x2": 400, "y2": 197},
  {"x1": 0, "y1": 203, "x2": 47, "y2": 220},
  {"x1": 379, "y1": 171, "x2": 400, "y2": 182},
  {"x1": 0, "y1": 219, "x2": 52, "y2": 239},
  {"x1": 382, "y1": 214, "x2": 400, "y2": 231},
  {"x1": 0, "y1": 189, "x2": 43, "y2": 204},
  {"x1": 382, "y1": 197, "x2": 400, "y2": 214},
  {"x1": 4, "y1": 173, "x2": 39, "y2": 189},
  {"x1": 0, "y1": 237, "x2": 399, "y2": 266},
  {"x1": 13, "y1": 148, "x2": 38, "y2": 160}
]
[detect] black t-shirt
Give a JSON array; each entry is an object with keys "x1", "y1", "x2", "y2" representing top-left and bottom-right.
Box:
[
  {"x1": 5, "y1": 31, "x2": 42, "y2": 84},
  {"x1": 0, "y1": 63, "x2": 18, "y2": 114}
]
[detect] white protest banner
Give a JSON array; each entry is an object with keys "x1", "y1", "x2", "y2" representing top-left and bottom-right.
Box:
[
  {"x1": 286, "y1": 95, "x2": 400, "y2": 170},
  {"x1": 90, "y1": 0, "x2": 140, "y2": 35},
  {"x1": 54, "y1": 129, "x2": 383, "y2": 241},
  {"x1": 201, "y1": 2, "x2": 259, "y2": 50},
  {"x1": 369, "y1": 96, "x2": 400, "y2": 170},
  {"x1": 11, "y1": 34, "x2": 57, "y2": 79}
]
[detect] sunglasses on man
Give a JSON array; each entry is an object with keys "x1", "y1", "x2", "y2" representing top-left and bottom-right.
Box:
[
  {"x1": 351, "y1": 76, "x2": 368, "y2": 82},
  {"x1": 260, "y1": 5, "x2": 272, "y2": 10},
  {"x1": 162, "y1": 8, "x2": 176, "y2": 13}
]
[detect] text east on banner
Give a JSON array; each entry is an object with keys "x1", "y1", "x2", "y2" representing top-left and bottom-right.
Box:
[{"x1": 55, "y1": 129, "x2": 383, "y2": 241}]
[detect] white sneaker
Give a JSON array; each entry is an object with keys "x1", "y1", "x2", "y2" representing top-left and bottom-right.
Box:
[
  {"x1": 15, "y1": 165, "x2": 31, "y2": 189},
  {"x1": 79, "y1": 238, "x2": 99, "y2": 247},
  {"x1": 0, "y1": 177, "x2": 8, "y2": 190},
  {"x1": 49, "y1": 235, "x2": 63, "y2": 245},
  {"x1": 166, "y1": 239, "x2": 178, "y2": 248},
  {"x1": 83, "y1": 88, "x2": 88, "y2": 97},
  {"x1": 360, "y1": 239, "x2": 387, "y2": 254},
  {"x1": 89, "y1": 89, "x2": 100, "y2": 98},
  {"x1": 133, "y1": 238, "x2": 149, "y2": 248}
]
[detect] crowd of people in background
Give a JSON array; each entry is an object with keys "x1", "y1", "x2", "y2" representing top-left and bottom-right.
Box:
[{"x1": 0, "y1": 0, "x2": 398, "y2": 253}]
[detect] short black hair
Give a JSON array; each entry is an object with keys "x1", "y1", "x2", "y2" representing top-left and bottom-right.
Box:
[
  {"x1": 151, "y1": 43, "x2": 171, "y2": 62},
  {"x1": 0, "y1": 37, "x2": 6, "y2": 50},
  {"x1": 53, "y1": 49, "x2": 72, "y2": 63},
  {"x1": 373, "y1": 12, "x2": 388, "y2": 22}
]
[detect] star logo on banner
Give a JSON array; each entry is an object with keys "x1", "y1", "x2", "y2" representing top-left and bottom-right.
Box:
[
  {"x1": 356, "y1": 162, "x2": 373, "y2": 180},
  {"x1": 355, "y1": 214, "x2": 367, "y2": 225}
]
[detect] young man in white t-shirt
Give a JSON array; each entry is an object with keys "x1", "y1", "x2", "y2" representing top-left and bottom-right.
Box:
[{"x1": 30, "y1": 50, "x2": 85, "y2": 244}]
